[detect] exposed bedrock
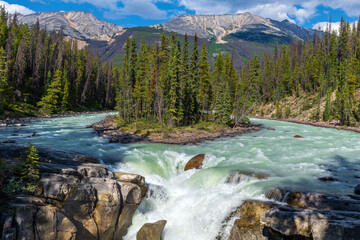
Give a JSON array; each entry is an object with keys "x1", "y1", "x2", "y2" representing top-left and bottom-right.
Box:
[
  {"x1": 0, "y1": 145, "x2": 146, "y2": 240},
  {"x1": 224, "y1": 187, "x2": 360, "y2": 240}
]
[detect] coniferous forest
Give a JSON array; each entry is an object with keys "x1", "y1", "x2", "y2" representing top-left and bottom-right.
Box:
[
  {"x1": 0, "y1": 8, "x2": 117, "y2": 117},
  {"x1": 1, "y1": 6, "x2": 360, "y2": 127}
]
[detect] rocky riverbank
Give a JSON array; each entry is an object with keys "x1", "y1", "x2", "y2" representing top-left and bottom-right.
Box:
[
  {"x1": 89, "y1": 119, "x2": 261, "y2": 145},
  {"x1": 0, "y1": 144, "x2": 146, "y2": 240},
  {"x1": 218, "y1": 187, "x2": 360, "y2": 240},
  {"x1": 251, "y1": 115, "x2": 360, "y2": 134},
  {"x1": 0, "y1": 111, "x2": 114, "y2": 127}
]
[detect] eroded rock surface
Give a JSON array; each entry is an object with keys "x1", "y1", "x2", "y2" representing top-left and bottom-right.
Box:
[
  {"x1": 0, "y1": 145, "x2": 146, "y2": 240},
  {"x1": 226, "y1": 187, "x2": 360, "y2": 240},
  {"x1": 184, "y1": 154, "x2": 205, "y2": 171},
  {"x1": 136, "y1": 220, "x2": 167, "y2": 240}
]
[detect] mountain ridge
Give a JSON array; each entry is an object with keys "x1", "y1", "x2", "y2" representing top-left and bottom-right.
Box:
[
  {"x1": 17, "y1": 11, "x2": 124, "y2": 41},
  {"x1": 151, "y1": 12, "x2": 316, "y2": 43}
]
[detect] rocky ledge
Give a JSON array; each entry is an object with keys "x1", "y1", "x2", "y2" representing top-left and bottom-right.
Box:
[
  {"x1": 224, "y1": 187, "x2": 360, "y2": 240},
  {"x1": 0, "y1": 144, "x2": 146, "y2": 240},
  {"x1": 89, "y1": 119, "x2": 261, "y2": 145}
]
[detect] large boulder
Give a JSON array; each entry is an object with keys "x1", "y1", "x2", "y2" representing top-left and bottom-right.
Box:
[
  {"x1": 261, "y1": 207, "x2": 360, "y2": 240},
  {"x1": 0, "y1": 146, "x2": 146, "y2": 240},
  {"x1": 184, "y1": 154, "x2": 205, "y2": 171},
  {"x1": 228, "y1": 200, "x2": 280, "y2": 240},
  {"x1": 228, "y1": 188, "x2": 360, "y2": 240},
  {"x1": 136, "y1": 220, "x2": 167, "y2": 240},
  {"x1": 265, "y1": 188, "x2": 360, "y2": 212}
]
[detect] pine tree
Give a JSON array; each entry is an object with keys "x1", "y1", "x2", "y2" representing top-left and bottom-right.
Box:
[
  {"x1": 38, "y1": 68, "x2": 63, "y2": 115},
  {"x1": 129, "y1": 38, "x2": 137, "y2": 89},
  {"x1": 188, "y1": 34, "x2": 201, "y2": 124},
  {"x1": 61, "y1": 69, "x2": 70, "y2": 112},
  {"x1": 323, "y1": 90, "x2": 331, "y2": 121},
  {"x1": 0, "y1": 7, "x2": 8, "y2": 49},
  {"x1": 214, "y1": 81, "x2": 232, "y2": 125},
  {"x1": 20, "y1": 144, "x2": 40, "y2": 184},
  {"x1": 167, "y1": 34, "x2": 182, "y2": 127},
  {"x1": 0, "y1": 47, "x2": 10, "y2": 114},
  {"x1": 116, "y1": 38, "x2": 131, "y2": 122},
  {"x1": 181, "y1": 34, "x2": 193, "y2": 125},
  {"x1": 134, "y1": 37, "x2": 150, "y2": 119},
  {"x1": 198, "y1": 42, "x2": 212, "y2": 121}
]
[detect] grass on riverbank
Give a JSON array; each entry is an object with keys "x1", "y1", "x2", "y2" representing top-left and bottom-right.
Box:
[{"x1": 110, "y1": 114, "x2": 239, "y2": 137}]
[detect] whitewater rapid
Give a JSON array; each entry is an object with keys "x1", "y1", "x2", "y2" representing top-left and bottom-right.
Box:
[{"x1": 1, "y1": 113, "x2": 359, "y2": 239}]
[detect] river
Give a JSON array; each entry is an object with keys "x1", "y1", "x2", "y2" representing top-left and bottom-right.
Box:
[{"x1": 1, "y1": 113, "x2": 359, "y2": 239}]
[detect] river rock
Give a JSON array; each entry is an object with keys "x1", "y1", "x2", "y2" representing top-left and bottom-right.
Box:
[
  {"x1": 114, "y1": 172, "x2": 145, "y2": 185},
  {"x1": 265, "y1": 188, "x2": 360, "y2": 212},
  {"x1": 32, "y1": 132, "x2": 40, "y2": 137},
  {"x1": 184, "y1": 154, "x2": 205, "y2": 171},
  {"x1": 1, "y1": 140, "x2": 16, "y2": 143},
  {"x1": 228, "y1": 200, "x2": 280, "y2": 240},
  {"x1": 294, "y1": 135, "x2": 303, "y2": 138},
  {"x1": 136, "y1": 220, "x2": 167, "y2": 240},
  {"x1": 267, "y1": 127, "x2": 275, "y2": 130},
  {"x1": 355, "y1": 184, "x2": 360, "y2": 195},
  {"x1": 261, "y1": 207, "x2": 360, "y2": 240},
  {"x1": 318, "y1": 176, "x2": 338, "y2": 182},
  {"x1": 0, "y1": 146, "x2": 146, "y2": 240},
  {"x1": 225, "y1": 170, "x2": 268, "y2": 184}
]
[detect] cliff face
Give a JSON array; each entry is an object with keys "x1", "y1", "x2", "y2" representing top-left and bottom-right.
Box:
[
  {"x1": 0, "y1": 145, "x2": 146, "y2": 240},
  {"x1": 17, "y1": 11, "x2": 124, "y2": 41}
]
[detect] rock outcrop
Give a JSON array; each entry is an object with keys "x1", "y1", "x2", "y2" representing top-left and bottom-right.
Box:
[
  {"x1": 184, "y1": 154, "x2": 205, "y2": 171},
  {"x1": 226, "y1": 188, "x2": 360, "y2": 240},
  {"x1": 0, "y1": 145, "x2": 146, "y2": 240},
  {"x1": 136, "y1": 220, "x2": 167, "y2": 240}
]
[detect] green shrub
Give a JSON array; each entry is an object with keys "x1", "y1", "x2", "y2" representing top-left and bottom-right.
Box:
[
  {"x1": 285, "y1": 107, "x2": 291, "y2": 118},
  {"x1": 301, "y1": 99, "x2": 312, "y2": 111},
  {"x1": 275, "y1": 103, "x2": 282, "y2": 119}
]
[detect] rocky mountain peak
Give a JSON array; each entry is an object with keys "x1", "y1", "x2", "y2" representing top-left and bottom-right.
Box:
[
  {"x1": 152, "y1": 12, "x2": 315, "y2": 43},
  {"x1": 17, "y1": 11, "x2": 124, "y2": 41}
]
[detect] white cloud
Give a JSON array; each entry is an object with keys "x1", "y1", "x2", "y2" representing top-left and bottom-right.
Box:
[
  {"x1": 178, "y1": 0, "x2": 360, "y2": 24},
  {"x1": 313, "y1": 22, "x2": 341, "y2": 32},
  {"x1": 313, "y1": 20, "x2": 358, "y2": 33},
  {"x1": 0, "y1": 1, "x2": 35, "y2": 15},
  {"x1": 236, "y1": 4, "x2": 297, "y2": 23},
  {"x1": 60, "y1": 0, "x2": 168, "y2": 19}
]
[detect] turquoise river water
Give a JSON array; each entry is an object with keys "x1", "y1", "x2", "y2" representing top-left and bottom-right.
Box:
[{"x1": 1, "y1": 113, "x2": 360, "y2": 239}]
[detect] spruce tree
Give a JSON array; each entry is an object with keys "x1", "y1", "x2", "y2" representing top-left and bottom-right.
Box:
[
  {"x1": 167, "y1": 34, "x2": 182, "y2": 127},
  {"x1": 38, "y1": 68, "x2": 63, "y2": 115},
  {"x1": 198, "y1": 42, "x2": 212, "y2": 121},
  {"x1": 20, "y1": 144, "x2": 40, "y2": 185},
  {"x1": 188, "y1": 34, "x2": 201, "y2": 124},
  {"x1": 214, "y1": 81, "x2": 232, "y2": 125},
  {"x1": 323, "y1": 90, "x2": 331, "y2": 121},
  {"x1": 0, "y1": 47, "x2": 10, "y2": 114},
  {"x1": 61, "y1": 69, "x2": 70, "y2": 112}
]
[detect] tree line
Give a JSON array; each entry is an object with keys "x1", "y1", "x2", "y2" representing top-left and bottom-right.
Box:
[
  {"x1": 1, "y1": 6, "x2": 359, "y2": 127},
  {"x1": 238, "y1": 17, "x2": 360, "y2": 125},
  {"x1": 115, "y1": 33, "x2": 238, "y2": 127},
  {"x1": 0, "y1": 8, "x2": 117, "y2": 116}
]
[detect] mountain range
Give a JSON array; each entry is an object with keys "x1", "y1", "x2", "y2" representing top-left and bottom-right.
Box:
[{"x1": 16, "y1": 11, "x2": 318, "y2": 65}]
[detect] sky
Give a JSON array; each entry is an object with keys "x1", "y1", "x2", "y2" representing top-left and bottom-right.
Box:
[{"x1": 3, "y1": 0, "x2": 360, "y2": 30}]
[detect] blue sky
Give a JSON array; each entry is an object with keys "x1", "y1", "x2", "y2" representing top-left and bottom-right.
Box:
[{"x1": 4, "y1": 0, "x2": 360, "y2": 29}]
